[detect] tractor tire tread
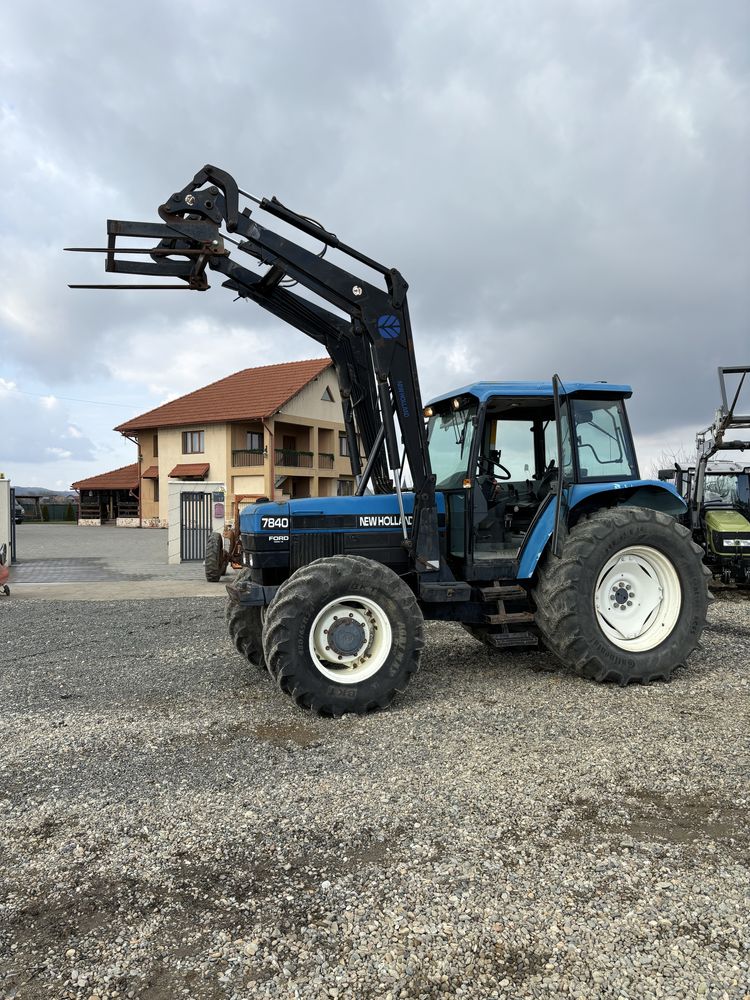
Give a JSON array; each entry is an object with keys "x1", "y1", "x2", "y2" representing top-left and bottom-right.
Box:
[
  {"x1": 205, "y1": 532, "x2": 225, "y2": 582},
  {"x1": 226, "y1": 568, "x2": 266, "y2": 668}
]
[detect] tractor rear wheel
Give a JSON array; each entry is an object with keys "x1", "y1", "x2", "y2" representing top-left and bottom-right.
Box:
[
  {"x1": 205, "y1": 532, "x2": 227, "y2": 582},
  {"x1": 262, "y1": 555, "x2": 423, "y2": 715},
  {"x1": 533, "y1": 507, "x2": 709, "y2": 684},
  {"x1": 226, "y1": 569, "x2": 266, "y2": 669}
]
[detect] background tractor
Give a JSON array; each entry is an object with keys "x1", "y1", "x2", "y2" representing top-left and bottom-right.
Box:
[
  {"x1": 70, "y1": 165, "x2": 710, "y2": 715},
  {"x1": 660, "y1": 366, "x2": 750, "y2": 587}
]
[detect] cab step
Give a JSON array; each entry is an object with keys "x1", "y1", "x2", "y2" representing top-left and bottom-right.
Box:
[
  {"x1": 486, "y1": 630, "x2": 539, "y2": 648},
  {"x1": 484, "y1": 610, "x2": 535, "y2": 625},
  {"x1": 479, "y1": 584, "x2": 527, "y2": 601}
]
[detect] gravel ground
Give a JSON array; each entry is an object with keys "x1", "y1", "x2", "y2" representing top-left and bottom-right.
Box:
[{"x1": 1, "y1": 596, "x2": 748, "y2": 1000}]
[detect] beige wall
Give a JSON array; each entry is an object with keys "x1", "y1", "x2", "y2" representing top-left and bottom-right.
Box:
[
  {"x1": 279, "y1": 372, "x2": 342, "y2": 421},
  {"x1": 137, "y1": 431, "x2": 159, "y2": 520},
  {"x1": 232, "y1": 474, "x2": 265, "y2": 497}
]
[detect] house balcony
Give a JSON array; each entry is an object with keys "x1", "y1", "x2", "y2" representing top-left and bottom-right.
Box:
[
  {"x1": 275, "y1": 448, "x2": 313, "y2": 470},
  {"x1": 232, "y1": 448, "x2": 266, "y2": 468},
  {"x1": 318, "y1": 452, "x2": 334, "y2": 470}
]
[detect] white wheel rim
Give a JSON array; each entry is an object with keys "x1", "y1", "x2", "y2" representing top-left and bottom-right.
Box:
[
  {"x1": 308, "y1": 594, "x2": 392, "y2": 684},
  {"x1": 594, "y1": 545, "x2": 682, "y2": 652}
]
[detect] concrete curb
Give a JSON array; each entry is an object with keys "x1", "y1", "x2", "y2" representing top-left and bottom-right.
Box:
[{"x1": 8, "y1": 581, "x2": 228, "y2": 601}]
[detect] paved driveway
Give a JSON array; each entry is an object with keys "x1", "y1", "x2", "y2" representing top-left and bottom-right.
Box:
[{"x1": 9, "y1": 524, "x2": 230, "y2": 599}]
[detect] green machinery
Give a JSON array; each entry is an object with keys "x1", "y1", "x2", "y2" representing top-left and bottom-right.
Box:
[{"x1": 660, "y1": 366, "x2": 750, "y2": 586}]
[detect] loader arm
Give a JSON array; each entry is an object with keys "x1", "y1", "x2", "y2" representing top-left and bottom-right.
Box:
[{"x1": 68, "y1": 164, "x2": 440, "y2": 574}]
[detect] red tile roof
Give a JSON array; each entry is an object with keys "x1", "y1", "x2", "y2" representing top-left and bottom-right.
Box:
[
  {"x1": 141, "y1": 466, "x2": 159, "y2": 479},
  {"x1": 168, "y1": 463, "x2": 210, "y2": 479},
  {"x1": 71, "y1": 463, "x2": 139, "y2": 491},
  {"x1": 115, "y1": 358, "x2": 333, "y2": 433}
]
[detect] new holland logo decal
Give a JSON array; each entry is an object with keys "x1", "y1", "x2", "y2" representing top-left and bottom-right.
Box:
[{"x1": 377, "y1": 314, "x2": 401, "y2": 339}]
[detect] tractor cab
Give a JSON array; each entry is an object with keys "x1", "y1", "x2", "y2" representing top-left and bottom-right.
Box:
[{"x1": 426, "y1": 381, "x2": 644, "y2": 578}]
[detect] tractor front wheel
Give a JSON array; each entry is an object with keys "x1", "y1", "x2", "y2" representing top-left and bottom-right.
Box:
[
  {"x1": 262, "y1": 555, "x2": 423, "y2": 715},
  {"x1": 226, "y1": 569, "x2": 266, "y2": 669},
  {"x1": 532, "y1": 507, "x2": 709, "y2": 684}
]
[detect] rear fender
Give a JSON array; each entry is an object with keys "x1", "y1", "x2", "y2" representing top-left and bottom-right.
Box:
[{"x1": 517, "y1": 481, "x2": 687, "y2": 579}]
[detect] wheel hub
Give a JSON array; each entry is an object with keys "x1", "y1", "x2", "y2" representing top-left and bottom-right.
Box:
[
  {"x1": 596, "y1": 556, "x2": 661, "y2": 640},
  {"x1": 594, "y1": 546, "x2": 682, "y2": 651},
  {"x1": 308, "y1": 595, "x2": 393, "y2": 684},
  {"x1": 327, "y1": 616, "x2": 367, "y2": 656}
]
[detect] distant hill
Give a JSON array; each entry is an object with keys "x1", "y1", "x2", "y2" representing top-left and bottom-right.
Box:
[{"x1": 13, "y1": 487, "x2": 78, "y2": 498}]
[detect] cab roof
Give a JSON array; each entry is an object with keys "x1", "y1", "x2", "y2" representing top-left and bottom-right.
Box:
[{"x1": 426, "y1": 381, "x2": 633, "y2": 407}]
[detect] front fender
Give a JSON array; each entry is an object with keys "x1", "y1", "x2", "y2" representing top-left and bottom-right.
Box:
[{"x1": 517, "y1": 480, "x2": 687, "y2": 579}]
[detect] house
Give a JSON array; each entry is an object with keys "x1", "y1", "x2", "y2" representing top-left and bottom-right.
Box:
[
  {"x1": 106, "y1": 358, "x2": 356, "y2": 527},
  {"x1": 71, "y1": 464, "x2": 140, "y2": 525}
]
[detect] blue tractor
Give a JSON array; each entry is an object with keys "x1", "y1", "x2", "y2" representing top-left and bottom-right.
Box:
[{"x1": 70, "y1": 165, "x2": 709, "y2": 714}]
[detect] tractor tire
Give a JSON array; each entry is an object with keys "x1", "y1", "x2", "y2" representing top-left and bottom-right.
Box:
[
  {"x1": 532, "y1": 507, "x2": 709, "y2": 685},
  {"x1": 226, "y1": 569, "x2": 266, "y2": 669},
  {"x1": 262, "y1": 555, "x2": 423, "y2": 715},
  {"x1": 204, "y1": 532, "x2": 226, "y2": 582}
]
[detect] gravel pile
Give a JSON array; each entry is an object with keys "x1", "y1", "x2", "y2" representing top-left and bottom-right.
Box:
[{"x1": 1, "y1": 596, "x2": 748, "y2": 999}]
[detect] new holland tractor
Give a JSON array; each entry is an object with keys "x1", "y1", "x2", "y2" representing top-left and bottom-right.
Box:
[
  {"x1": 69, "y1": 165, "x2": 709, "y2": 714},
  {"x1": 659, "y1": 366, "x2": 750, "y2": 587}
]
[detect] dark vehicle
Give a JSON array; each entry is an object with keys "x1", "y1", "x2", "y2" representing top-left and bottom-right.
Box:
[
  {"x1": 70, "y1": 165, "x2": 709, "y2": 714},
  {"x1": 14, "y1": 500, "x2": 24, "y2": 525}
]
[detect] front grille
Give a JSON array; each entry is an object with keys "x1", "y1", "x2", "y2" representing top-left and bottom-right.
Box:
[{"x1": 291, "y1": 532, "x2": 346, "y2": 570}]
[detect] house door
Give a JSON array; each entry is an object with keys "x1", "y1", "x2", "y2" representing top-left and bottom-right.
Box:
[{"x1": 180, "y1": 491, "x2": 213, "y2": 561}]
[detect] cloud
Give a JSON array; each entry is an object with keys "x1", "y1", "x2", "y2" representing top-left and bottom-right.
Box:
[
  {"x1": 0, "y1": 0, "x2": 747, "y2": 488},
  {"x1": 0, "y1": 384, "x2": 96, "y2": 463}
]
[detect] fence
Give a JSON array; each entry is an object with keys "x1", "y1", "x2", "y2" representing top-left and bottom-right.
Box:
[{"x1": 18, "y1": 499, "x2": 77, "y2": 522}]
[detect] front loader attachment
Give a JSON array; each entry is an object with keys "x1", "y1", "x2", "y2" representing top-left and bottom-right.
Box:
[{"x1": 67, "y1": 164, "x2": 442, "y2": 578}]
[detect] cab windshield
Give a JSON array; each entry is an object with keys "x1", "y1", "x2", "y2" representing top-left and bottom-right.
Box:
[
  {"x1": 704, "y1": 474, "x2": 750, "y2": 507},
  {"x1": 427, "y1": 403, "x2": 477, "y2": 489}
]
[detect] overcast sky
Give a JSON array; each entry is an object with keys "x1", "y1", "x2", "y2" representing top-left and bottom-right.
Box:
[{"x1": 1, "y1": 0, "x2": 748, "y2": 490}]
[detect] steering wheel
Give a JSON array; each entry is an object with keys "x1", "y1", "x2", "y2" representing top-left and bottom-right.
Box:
[{"x1": 478, "y1": 454, "x2": 512, "y2": 481}]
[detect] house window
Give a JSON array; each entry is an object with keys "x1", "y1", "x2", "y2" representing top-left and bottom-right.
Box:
[
  {"x1": 153, "y1": 433, "x2": 158, "y2": 458},
  {"x1": 337, "y1": 479, "x2": 354, "y2": 496},
  {"x1": 321, "y1": 386, "x2": 335, "y2": 402},
  {"x1": 182, "y1": 430, "x2": 205, "y2": 454},
  {"x1": 339, "y1": 432, "x2": 349, "y2": 457},
  {"x1": 153, "y1": 479, "x2": 160, "y2": 502},
  {"x1": 246, "y1": 431, "x2": 263, "y2": 451}
]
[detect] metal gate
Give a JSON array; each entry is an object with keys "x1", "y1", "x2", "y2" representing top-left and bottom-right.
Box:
[
  {"x1": 180, "y1": 492, "x2": 212, "y2": 561},
  {"x1": 9, "y1": 488, "x2": 17, "y2": 563}
]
